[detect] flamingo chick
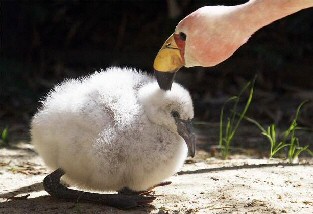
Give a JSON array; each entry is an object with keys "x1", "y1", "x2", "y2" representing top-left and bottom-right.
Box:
[{"x1": 31, "y1": 67, "x2": 195, "y2": 209}]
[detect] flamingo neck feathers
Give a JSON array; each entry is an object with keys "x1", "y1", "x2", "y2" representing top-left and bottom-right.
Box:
[
  {"x1": 241, "y1": 0, "x2": 313, "y2": 35},
  {"x1": 177, "y1": 0, "x2": 313, "y2": 67}
]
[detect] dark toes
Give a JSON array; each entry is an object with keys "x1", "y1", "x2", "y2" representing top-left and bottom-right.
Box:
[
  {"x1": 133, "y1": 195, "x2": 156, "y2": 206},
  {"x1": 138, "y1": 190, "x2": 155, "y2": 196},
  {"x1": 156, "y1": 181, "x2": 172, "y2": 187},
  {"x1": 117, "y1": 195, "x2": 156, "y2": 209}
]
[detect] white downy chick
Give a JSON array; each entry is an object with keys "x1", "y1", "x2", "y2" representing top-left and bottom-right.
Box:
[{"x1": 31, "y1": 67, "x2": 195, "y2": 194}]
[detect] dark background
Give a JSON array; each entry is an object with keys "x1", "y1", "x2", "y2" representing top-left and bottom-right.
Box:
[{"x1": 1, "y1": 0, "x2": 313, "y2": 144}]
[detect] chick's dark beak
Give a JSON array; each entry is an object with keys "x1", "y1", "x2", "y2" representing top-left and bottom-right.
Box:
[
  {"x1": 153, "y1": 34, "x2": 184, "y2": 90},
  {"x1": 175, "y1": 118, "x2": 196, "y2": 158}
]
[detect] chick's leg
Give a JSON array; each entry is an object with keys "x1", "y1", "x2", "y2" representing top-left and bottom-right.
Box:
[
  {"x1": 43, "y1": 168, "x2": 155, "y2": 209},
  {"x1": 118, "y1": 181, "x2": 172, "y2": 195},
  {"x1": 153, "y1": 181, "x2": 172, "y2": 188}
]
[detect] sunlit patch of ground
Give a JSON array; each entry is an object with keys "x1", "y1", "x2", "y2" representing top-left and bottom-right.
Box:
[{"x1": 1, "y1": 143, "x2": 312, "y2": 213}]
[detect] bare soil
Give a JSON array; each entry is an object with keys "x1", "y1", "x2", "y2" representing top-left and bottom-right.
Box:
[{"x1": 1, "y1": 142, "x2": 313, "y2": 214}]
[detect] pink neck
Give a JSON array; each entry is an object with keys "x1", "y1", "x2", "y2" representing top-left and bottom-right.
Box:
[{"x1": 237, "y1": 0, "x2": 313, "y2": 35}]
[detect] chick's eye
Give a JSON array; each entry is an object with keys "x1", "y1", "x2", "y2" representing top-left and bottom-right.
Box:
[
  {"x1": 179, "y1": 32, "x2": 186, "y2": 41},
  {"x1": 171, "y1": 111, "x2": 180, "y2": 118}
]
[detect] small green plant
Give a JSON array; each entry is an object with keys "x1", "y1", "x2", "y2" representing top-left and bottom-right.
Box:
[
  {"x1": 245, "y1": 101, "x2": 312, "y2": 162},
  {"x1": 219, "y1": 79, "x2": 255, "y2": 159},
  {"x1": 0, "y1": 127, "x2": 9, "y2": 146},
  {"x1": 286, "y1": 101, "x2": 312, "y2": 162},
  {"x1": 244, "y1": 119, "x2": 289, "y2": 158}
]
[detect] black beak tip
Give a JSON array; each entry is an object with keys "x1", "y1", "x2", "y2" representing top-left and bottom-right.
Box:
[
  {"x1": 154, "y1": 70, "x2": 176, "y2": 91},
  {"x1": 188, "y1": 135, "x2": 196, "y2": 158},
  {"x1": 189, "y1": 148, "x2": 195, "y2": 158}
]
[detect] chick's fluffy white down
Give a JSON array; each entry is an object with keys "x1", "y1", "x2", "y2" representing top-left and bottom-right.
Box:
[{"x1": 31, "y1": 67, "x2": 194, "y2": 192}]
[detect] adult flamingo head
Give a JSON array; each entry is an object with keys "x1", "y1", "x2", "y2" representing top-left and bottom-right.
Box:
[{"x1": 154, "y1": 0, "x2": 313, "y2": 90}]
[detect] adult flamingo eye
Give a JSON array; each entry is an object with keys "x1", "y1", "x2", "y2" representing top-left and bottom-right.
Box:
[{"x1": 179, "y1": 32, "x2": 187, "y2": 41}]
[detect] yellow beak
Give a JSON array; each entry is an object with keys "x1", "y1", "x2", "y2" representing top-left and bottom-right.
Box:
[
  {"x1": 153, "y1": 34, "x2": 184, "y2": 90},
  {"x1": 153, "y1": 34, "x2": 184, "y2": 72}
]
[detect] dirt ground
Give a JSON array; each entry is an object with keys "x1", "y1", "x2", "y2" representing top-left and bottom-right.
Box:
[{"x1": 1, "y1": 141, "x2": 313, "y2": 214}]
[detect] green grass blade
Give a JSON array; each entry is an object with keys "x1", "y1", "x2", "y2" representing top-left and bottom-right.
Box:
[
  {"x1": 243, "y1": 115, "x2": 266, "y2": 133},
  {"x1": 306, "y1": 149, "x2": 313, "y2": 157},
  {"x1": 1, "y1": 128, "x2": 9, "y2": 145},
  {"x1": 219, "y1": 96, "x2": 238, "y2": 150},
  {"x1": 295, "y1": 145, "x2": 309, "y2": 158},
  {"x1": 232, "y1": 80, "x2": 255, "y2": 138}
]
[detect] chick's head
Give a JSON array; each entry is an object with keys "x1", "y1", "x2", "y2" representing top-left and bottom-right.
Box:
[{"x1": 138, "y1": 82, "x2": 194, "y2": 133}]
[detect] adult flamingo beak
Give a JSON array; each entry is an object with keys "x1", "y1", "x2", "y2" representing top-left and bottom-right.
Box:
[{"x1": 153, "y1": 34, "x2": 184, "y2": 90}]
